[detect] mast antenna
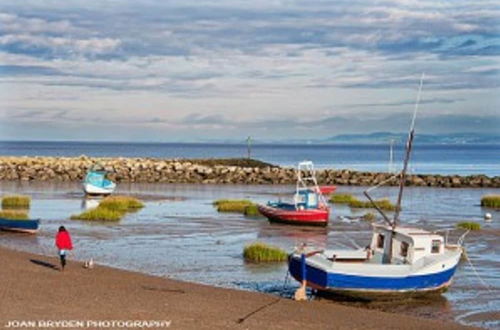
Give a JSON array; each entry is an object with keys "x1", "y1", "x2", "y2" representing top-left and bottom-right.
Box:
[
  {"x1": 393, "y1": 72, "x2": 425, "y2": 226},
  {"x1": 363, "y1": 73, "x2": 425, "y2": 228}
]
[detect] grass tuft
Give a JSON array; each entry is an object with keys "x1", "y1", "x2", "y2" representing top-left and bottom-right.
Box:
[
  {"x1": 330, "y1": 194, "x2": 396, "y2": 211},
  {"x1": 481, "y1": 195, "x2": 500, "y2": 209},
  {"x1": 329, "y1": 193, "x2": 356, "y2": 204},
  {"x1": 99, "y1": 196, "x2": 144, "y2": 212},
  {"x1": 243, "y1": 242, "x2": 288, "y2": 262},
  {"x1": 0, "y1": 210, "x2": 29, "y2": 220},
  {"x1": 456, "y1": 221, "x2": 481, "y2": 231},
  {"x1": 243, "y1": 204, "x2": 262, "y2": 217},
  {"x1": 2, "y1": 195, "x2": 31, "y2": 209},
  {"x1": 71, "y1": 207, "x2": 123, "y2": 222},
  {"x1": 72, "y1": 196, "x2": 144, "y2": 221},
  {"x1": 349, "y1": 198, "x2": 396, "y2": 211},
  {"x1": 214, "y1": 199, "x2": 253, "y2": 213},
  {"x1": 361, "y1": 212, "x2": 376, "y2": 222}
]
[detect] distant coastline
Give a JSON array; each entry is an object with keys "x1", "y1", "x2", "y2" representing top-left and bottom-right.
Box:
[
  {"x1": 1, "y1": 131, "x2": 500, "y2": 144},
  {"x1": 0, "y1": 156, "x2": 498, "y2": 188}
]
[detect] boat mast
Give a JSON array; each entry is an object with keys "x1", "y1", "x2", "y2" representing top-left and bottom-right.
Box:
[
  {"x1": 393, "y1": 73, "x2": 424, "y2": 227},
  {"x1": 388, "y1": 139, "x2": 394, "y2": 173}
]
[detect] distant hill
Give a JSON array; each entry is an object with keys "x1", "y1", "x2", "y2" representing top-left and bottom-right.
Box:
[{"x1": 325, "y1": 132, "x2": 500, "y2": 144}]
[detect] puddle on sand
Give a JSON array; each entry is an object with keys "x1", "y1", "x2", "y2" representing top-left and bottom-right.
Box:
[{"x1": 0, "y1": 181, "x2": 498, "y2": 328}]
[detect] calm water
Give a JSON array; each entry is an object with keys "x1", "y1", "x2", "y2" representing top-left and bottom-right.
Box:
[
  {"x1": 0, "y1": 182, "x2": 498, "y2": 328},
  {"x1": 0, "y1": 141, "x2": 499, "y2": 176}
]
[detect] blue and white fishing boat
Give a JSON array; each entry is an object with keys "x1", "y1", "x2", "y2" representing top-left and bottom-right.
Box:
[
  {"x1": 289, "y1": 224, "x2": 465, "y2": 299},
  {"x1": 288, "y1": 74, "x2": 466, "y2": 300},
  {"x1": 0, "y1": 218, "x2": 40, "y2": 234},
  {"x1": 83, "y1": 167, "x2": 116, "y2": 196}
]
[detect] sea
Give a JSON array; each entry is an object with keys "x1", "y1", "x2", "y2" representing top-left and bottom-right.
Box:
[{"x1": 0, "y1": 141, "x2": 499, "y2": 176}]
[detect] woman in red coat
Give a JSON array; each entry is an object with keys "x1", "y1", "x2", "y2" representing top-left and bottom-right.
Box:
[{"x1": 55, "y1": 226, "x2": 73, "y2": 271}]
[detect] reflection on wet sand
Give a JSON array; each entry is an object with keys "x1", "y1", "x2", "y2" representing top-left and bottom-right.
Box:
[
  {"x1": 81, "y1": 198, "x2": 100, "y2": 210},
  {"x1": 318, "y1": 294, "x2": 453, "y2": 321}
]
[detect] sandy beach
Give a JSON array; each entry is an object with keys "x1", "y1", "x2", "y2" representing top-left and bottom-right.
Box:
[{"x1": 0, "y1": 246, "x2": 473, "y2": 330}]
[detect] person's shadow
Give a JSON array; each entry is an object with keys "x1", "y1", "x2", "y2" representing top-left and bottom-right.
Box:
[{"x1": 30, "y1": 259, "x2": 59, "y2": 271}]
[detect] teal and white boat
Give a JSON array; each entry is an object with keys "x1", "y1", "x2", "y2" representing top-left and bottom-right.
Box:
[{"x1": 83, "y1": 167, "x2": 116, "y2": 196}]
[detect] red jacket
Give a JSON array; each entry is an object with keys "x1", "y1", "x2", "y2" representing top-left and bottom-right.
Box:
[{"x1": 55, "y1": 231, "x2": 73, "y2": 250}]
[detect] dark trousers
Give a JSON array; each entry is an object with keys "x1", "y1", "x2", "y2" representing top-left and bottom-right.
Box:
[{"x1": 59, "y1": 253, "x2": 66, "y2": 269}]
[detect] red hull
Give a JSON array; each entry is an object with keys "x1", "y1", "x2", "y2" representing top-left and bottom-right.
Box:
[
  {"x1": 318, "y1": 186, "x2": 336, "y2": 194},
  {"x1": 258, "y1": 204, "x2": 329, "y2": 227}
]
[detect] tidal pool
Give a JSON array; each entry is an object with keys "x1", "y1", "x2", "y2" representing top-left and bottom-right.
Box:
[{"x1": 0, "y1": 181, "x2": 498, "y2": 328}]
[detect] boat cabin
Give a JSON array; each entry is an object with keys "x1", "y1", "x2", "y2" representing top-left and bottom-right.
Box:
[
  {"x1": 369, "y1": 224, "x2": 445, "y2": 265},
  {"x1": 85, "y1": 171, "x2": 111, "y2": 187},
  {"x1": 294, "y1": 189, "x2": 319, "y2": 210}
]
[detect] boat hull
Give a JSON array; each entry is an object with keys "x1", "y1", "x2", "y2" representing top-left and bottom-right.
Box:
[
  {"x1": 288, "y1": 254, "x2": 459, "y2": 298},
  {"x1": 258, "y1": 204, "x2": 329, "y2": 226},
  {"x1": 0, "y1": 218, "x2": 40, "y2": 234},
  {"x1": 83, "y1": 183, "x2": 115, "y2": 196},
  {"x1": 318, "y1": 186, "x2": 336, "y2": 194}
]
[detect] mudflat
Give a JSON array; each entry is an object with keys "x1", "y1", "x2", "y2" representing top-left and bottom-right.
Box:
[{"x1": 0, "y1": 246, "x2": 470, "y2": 329}]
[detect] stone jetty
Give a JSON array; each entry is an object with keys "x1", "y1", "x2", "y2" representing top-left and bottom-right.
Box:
[{"x1": 0, "y1": 156, "x2": 498, "y2": 188}]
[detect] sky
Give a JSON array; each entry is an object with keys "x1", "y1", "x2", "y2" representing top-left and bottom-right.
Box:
[{"x1": 0, "y1": 0, "x2": 499, "y2": 142}]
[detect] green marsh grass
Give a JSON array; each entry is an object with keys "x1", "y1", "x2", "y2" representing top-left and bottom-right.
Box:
[
  {"x1": 361, "y1": 212, "x2": 376, "y2": 222},
  {"x1": 2, "y1": 195, "x2": 31, "y2": 209},
  {"x1": 329, "y1": 193, "x2": 356, "y2": 204},
  {"x1": 456, "y1": 221, "x2": 481, "y2": 231},
  {"x1": 349, "y1": 198, "x2": 396, "y2": 211},
  {"x1": 243, "y1": 204, "x2": 262, "y2": 217},
  {"x1": 481, "y1": 195, "x2": 500, "y2": 208},
  {"x1": 99, "y1": 196, "x2": 144, "y2": 212},
  {"x1": 72, "y1": 196, "x2": 144, "y2": 221},
  {"x1": 0, "y1": 210, "x2": 29, "y2": 220},
  {"x1": 71, "y1": 207, "x2": 123, "y2": 222},
  {"x1": 243, "y1": 242, "x2": 288, "y2": 262},
  {"x1": 213, "y1": 199, "x2": 253, "y2": 213},
  {"x1": 330, "y1": 194, "x2": 396, "y2": 211}
]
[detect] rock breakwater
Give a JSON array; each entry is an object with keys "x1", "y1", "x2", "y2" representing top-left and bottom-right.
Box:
[{"x1": 0, "y1": 156, "x2": 498, "y2": 188}]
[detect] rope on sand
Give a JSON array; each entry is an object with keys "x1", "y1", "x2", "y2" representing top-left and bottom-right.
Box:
[
  {"x1": 237, "y1": 268, "x2": 292, "y2": 324},
  {"x1": 280, "y1": 270, "x2": 290, "y2": 297},
  {"x1": 236, "y1": 298, "x2": 281, "y2": 324},
  {"x1": 464, "y1": 251, "x2": 493, "y2": 293}
]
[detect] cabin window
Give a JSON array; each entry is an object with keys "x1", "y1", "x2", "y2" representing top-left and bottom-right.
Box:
[
  {"x1": 295, "y1": 193, "x2": 306, "y2": 204},
  {"x1": 400, "y1": 241, "x2": 409, "y2": 257},
  {"x1": 377, "y1": 234, "x2": 384, "y2": 248},
  {"x1": 431, "y1": 240, "x2": 441, "y2": 254},
  {"x1": 307, "y1": 193, "x2": 318, "y2": 207}
]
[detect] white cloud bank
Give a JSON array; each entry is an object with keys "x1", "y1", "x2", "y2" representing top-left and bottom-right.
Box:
[{"x1": 0, "y1": 0, "x2": 498, "y2": 141}]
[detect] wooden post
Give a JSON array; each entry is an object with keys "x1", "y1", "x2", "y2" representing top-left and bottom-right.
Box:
[{"x1": 247, "y1": 136, "x2": 252, "y2": 159}]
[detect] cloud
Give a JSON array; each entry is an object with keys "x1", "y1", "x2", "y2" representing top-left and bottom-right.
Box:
[
  {"x1": 345, "y1": 97, "x2": 464, "y2": 108},
  {"x1": 0, "y1": 0, "x2": 499, "y2": 140},
  {"x1": 178, "y1": 113, "x2": 227, "y2": 125},
  {"x1": 0, "y1": 64, "x2": 63, "y2": 76},
  {"x1": 0, "y1": 34, "x2": 121, "y2": 58},
  {"x1": 0, "y1": 12, "x2": 76, "y2": 34}
]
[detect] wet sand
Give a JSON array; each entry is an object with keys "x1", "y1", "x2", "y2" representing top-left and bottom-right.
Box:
[{"x1": 0, "y1": 246, "x2": 472, "y2": 330}]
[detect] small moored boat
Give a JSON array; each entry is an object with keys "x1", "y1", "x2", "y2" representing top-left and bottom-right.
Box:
[
  {"x1": 0, "y1": 218, "x2": 40, "y2": 234},
  {"x1": 83, "y1": 167, "x2": 116, "y2": 196},
  {"x1": 258, "y1": 161, "x2": 332, "y2": 226}
]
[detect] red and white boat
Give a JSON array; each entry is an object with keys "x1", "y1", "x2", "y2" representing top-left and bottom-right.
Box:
[{"x1": 258, "y1": 161, "x2": 333, "y2": 227}]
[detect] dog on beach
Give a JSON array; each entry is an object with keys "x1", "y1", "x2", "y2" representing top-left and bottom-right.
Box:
[{"x1": 83, "y1": 258, "x2": 94, "y2": 269}]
